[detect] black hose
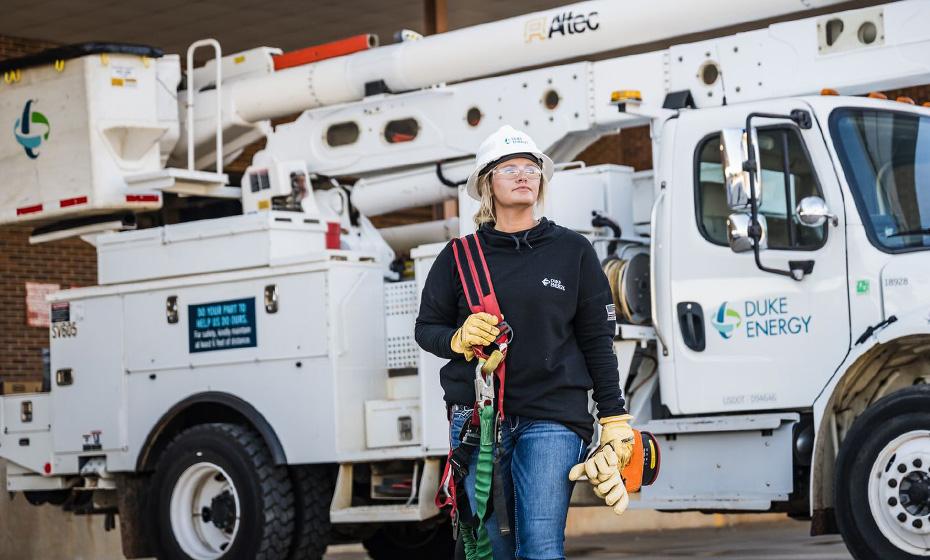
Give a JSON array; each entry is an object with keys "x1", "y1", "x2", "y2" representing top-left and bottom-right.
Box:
[
  {"x1": 591, "y1": 211, "x2": 622, "y2": 257},
  {"x1": 436, "y1": 162, "x2": 467, "y2": 188}
]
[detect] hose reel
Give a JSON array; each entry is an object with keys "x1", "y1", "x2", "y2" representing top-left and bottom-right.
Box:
[{"x1": 602, "y1": 252, "x2": 652, "y2": 325}]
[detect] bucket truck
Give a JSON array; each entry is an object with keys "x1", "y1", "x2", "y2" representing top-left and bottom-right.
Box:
[{"x1": 1, "y1": 1, "x2": 930, "y2": 558}]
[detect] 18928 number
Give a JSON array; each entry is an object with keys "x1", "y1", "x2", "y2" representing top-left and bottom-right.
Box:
[{"x1": 51, "y1": 322, "x2": 78, "y2": 338}]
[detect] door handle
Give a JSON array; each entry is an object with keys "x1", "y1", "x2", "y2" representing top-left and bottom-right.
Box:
[{"x1": 676, "y1": 302, "x2": 705, "y2": 352}]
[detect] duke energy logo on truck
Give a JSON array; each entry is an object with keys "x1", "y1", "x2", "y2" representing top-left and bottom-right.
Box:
[
  {"x1": 712, "y1": 303, "x2": 742, "y2": 339},
  {"x1": 13, "y1": 99, "x2": 50, "y2": 159},
  {"x1": 712, "y1": 297, "x2": 812, "y2": 340}
]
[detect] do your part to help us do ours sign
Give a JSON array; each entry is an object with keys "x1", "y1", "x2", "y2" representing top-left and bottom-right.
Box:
[{"x1": 188, "y1": 298, "x2": 257, "y2": 353}]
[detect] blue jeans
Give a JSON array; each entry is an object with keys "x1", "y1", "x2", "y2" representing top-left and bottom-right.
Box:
[{"x1": 449, "y1": 405, "x2": 585, "y2": 560}]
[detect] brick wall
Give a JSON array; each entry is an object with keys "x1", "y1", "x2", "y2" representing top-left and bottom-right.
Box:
[
  {"x1": 885, "y1": 85, "x2": 930, "y2": 104},
  {"x1": 0, "y1": 227, "x2": 97, "y2": 382},
  {"x1": 0, "y1": 35, "x2": 95, "y2": 385},
  {"x1": 0, "y1": 35, "x2": 59, "y2": 59},
  {"x1": 577, "y1": 126, "x2": 653, "y2": 171}
]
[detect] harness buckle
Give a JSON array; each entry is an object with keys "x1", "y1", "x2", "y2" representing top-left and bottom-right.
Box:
[
  {"x1": 494, "y1": 320, "x2": 514, "y2": 347},
  {"x1": 473, "y1": 321, "x2": 513, "y2": 360},
  {"x1": 474, "y1": 360, "x2": 495, "y2": 410}
]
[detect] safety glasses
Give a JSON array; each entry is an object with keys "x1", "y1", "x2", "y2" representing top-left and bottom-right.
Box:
[{"x1": 492, "y1": 165, "x2": 542, "y2": 180}]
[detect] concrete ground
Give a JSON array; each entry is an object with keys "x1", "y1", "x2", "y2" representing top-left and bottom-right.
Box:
[
  {"x1": 325, "y1": 519, "x2": 853, "y2": 560},
  {"x1": 0, "y1": 457, "x2": 850, "y2": 560},
  {"x1": 0, "y1": 462, "x2": 124, "y2": 560},
  {"x1": 562, "y1": 520, "x2": 852, "y2": 559}
]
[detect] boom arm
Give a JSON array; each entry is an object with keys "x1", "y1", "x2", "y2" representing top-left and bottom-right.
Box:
[
  {"x1": 249, "y1": 1, "x2": 930, "y2": 215},
  {"x1": 225, "y1": 0, "x2": 846, "y2": 123},
  {"x1": 174, "y1": 0, "x2": 847, "y2": 171}
]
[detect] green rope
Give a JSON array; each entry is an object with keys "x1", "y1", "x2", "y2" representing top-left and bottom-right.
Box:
[
  {"x1": 463, "y1": 405, "x2": 495, "y2": 560},
  {"x1": 461, "y1": 525, "x2": 479, "y2": 559}
]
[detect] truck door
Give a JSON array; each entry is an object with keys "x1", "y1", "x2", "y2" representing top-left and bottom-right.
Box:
[{"x1": 665, "y1": 99, "x2": 850, "y2": 415}]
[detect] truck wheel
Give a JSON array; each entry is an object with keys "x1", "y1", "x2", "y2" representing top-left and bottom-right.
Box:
[
  {"x1": 288, "y1": 464, "x2": 336, "y2": 560},
  {"x1": 835, "y1": 385, "x2": 930, "y2": 560},
  {"x1": 362, "y1": 519, "x2": 454, "y2": 559},
  {"x1": 152, "y1": 423, "x2": 295, "y2": 560}
]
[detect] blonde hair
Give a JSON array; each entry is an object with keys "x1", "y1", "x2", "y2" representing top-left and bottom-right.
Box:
[{"x1": 472, "y1": 169, "x2": 547, "y2": 229}]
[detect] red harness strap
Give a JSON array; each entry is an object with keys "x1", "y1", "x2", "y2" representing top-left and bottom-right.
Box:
[
  {"x1": 455, "y1": 235, "x2": 501, "y2": 316},
  {"x1": 452, "y1": 234, "x2": 509, "y2": 413},
  {"x1": 435, "y1": 233, "x2": 511, "y2": 516}
]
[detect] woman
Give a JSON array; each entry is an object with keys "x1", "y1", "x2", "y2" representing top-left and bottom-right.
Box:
[{"x1": 415, "y1": 125, "x2": 634, "y2": 560}]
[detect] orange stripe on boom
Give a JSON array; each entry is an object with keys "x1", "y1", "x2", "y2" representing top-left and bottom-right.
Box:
[{"x1": 273, "y1": 34, "x2": 376, "y2": 71}]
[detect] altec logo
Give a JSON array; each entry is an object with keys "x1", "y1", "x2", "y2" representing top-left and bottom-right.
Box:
[
  {"x1": 14, "y1": 99, "x2": 50, "y2": 159},
  {"x1": 524, "y1": 11, "x2": 600, "y2": 43},
  {"x1": 712, "y1": 302, "x2": 742, "y2": 339}
]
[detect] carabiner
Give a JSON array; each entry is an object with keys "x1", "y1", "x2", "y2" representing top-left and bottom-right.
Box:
[{"x1": 474, "y1": 359, "x2": 495, "y2": 409}]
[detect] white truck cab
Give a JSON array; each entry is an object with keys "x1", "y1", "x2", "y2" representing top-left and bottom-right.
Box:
[{"x1": 647, "y1": 95, "x2": 930, "y2": 558}]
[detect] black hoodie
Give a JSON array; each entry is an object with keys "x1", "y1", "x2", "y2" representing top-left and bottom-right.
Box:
[{"x1": 414, "y1": 217, "x2": 626, "y2": 441}]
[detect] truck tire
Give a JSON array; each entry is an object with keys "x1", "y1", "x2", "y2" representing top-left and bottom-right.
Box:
[
  {"x1": 288, "y1": 464, "x2": 336, "y2": 560},
  {"x1": 362, "y1": 519, "x2": 454, "y2": 559},
  {"x1": 835, "y1": 384, "x2": 930, "y2": 560},
  {"x1": 152, "y1": 422, "x2": 295, "y2": 560}
]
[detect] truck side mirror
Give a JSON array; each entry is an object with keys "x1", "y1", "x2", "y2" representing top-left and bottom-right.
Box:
[
  {"x1": 720, "y1": 128, "x2": 762, "y2": 212},
  {"x1": 796, "y1": 196, "x2": 838, "y2": 228},
  {"x1": 727, "y1": 212, "x2": 768, "y2": 253}
]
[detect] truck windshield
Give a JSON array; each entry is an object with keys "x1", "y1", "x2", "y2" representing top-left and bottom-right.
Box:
[{"x1": 832, "y1": 108, "x2": 930, "y2": 252}]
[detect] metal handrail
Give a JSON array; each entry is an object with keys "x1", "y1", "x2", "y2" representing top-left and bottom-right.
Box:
[
  {"x1": 186, "y1": 39, "x2": 223, "y2": 173},
  {"x1": 649, "y1": 186, "x2": 669, "y2": 356}
]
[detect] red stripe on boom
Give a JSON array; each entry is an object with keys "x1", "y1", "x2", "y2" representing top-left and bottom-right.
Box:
[
  {"x1": 126, "y1": 194, "x2": 160, "y2": 203},
  {"x1": 16, "y1": 204, "x2": 43, "y2": 215},
  {"x1": 59, "y1": 196, "x2": 88, "y2": 208}
]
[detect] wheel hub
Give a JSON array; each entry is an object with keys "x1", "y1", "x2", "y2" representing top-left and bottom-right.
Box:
[
  {"x1": 869, "y1": 431, "x2": 930, "y2": 556},
  {"x1": 203, "y1": 490, "x2": 237, "y2": 533},
  {"x1": 900, "y1": 470, "x2": 930, "y2": 518}
]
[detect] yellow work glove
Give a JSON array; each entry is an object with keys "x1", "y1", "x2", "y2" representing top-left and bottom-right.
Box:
[
  {"x1": 568, "y1": 414, "x2": 636, "y2": 515},
  {"x1": 595, "y1": 414, "x2": 635, "y2": 469},
  {"x1": 572, "y1": 415, "x2": 635, "y2": 482},
  {"x1": 450, "y1": 312, "x2": 499, "y2": 362},
  {"x1": 592, "y1": 467, "x2": 630, "y2": 515}
]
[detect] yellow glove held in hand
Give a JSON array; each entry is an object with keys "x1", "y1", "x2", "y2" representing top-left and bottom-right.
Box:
[
  {"x1": 567, "y1": 414, "x2": 635, "y2": 515},
  {"x1": 567, "y1": 459, "x2": 630, "y2": 516},
  {"x1": 598, "y1": 414, "x2": 635, "y2": 469},
  {"x1": 450, "y1": 312, "x2": 500, "y2": 362},
  {"x1": 594, "y1": 469, "x2": 630, "y2": 515}
]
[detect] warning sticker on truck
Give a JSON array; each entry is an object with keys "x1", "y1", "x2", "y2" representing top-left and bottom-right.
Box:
[
  {"x1": 188, "y1": 298, "x2": 257, "y2": 353},
  {"x1": 50, "y1": 301, "x2": 70, "y2": 323}
]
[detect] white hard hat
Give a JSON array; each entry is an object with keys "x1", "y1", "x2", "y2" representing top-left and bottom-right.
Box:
[{"x1": 464, "y1": 125, "x2": 554, "y2": 201}]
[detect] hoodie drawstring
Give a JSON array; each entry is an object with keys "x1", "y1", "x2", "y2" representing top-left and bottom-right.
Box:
[{"x1": 509, "y1": 230, "x2": 534, "y2": 251}]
